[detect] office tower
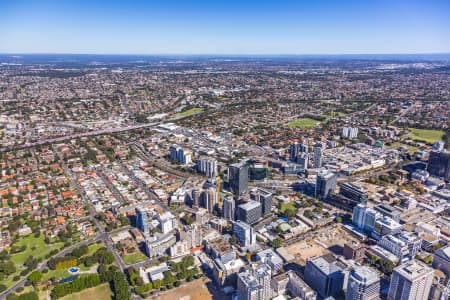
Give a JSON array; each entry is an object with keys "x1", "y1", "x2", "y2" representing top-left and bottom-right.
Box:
[
  {"x1": 313, "y1": 143, "x2": 323, "y2": 168},
  {"x1": 315, "y1": 169, "x2": 337, "y2": 200},
  {"x1": 250, "y1": 188, "x2": 273, "y2": 217},
  {"x1": 233, "y1": 220, "x2": 256, "y2": 247},
  {"x1": 432, "y1": 245, "x2": 450, "y2": 278},
  {"x1": 342, "y1": 127, "x2": 359, "y2": 139},
  {"x1": 346, "y1": 266, "x2": 380, "y2": 300},
  {"x1": 427, "y1": 151, "x2": 450, "y2": 182},
  {"x1": 237, "y1": 200, "x2": 262, "y2": 225},
  {"x1": 237, "y1": 264, "x2": 272, "y2": 300},
  {"x1": 340, "y1": 183, "x2": 368, "y2": 204},
  {"x1": 196, "y1": 157, "x2": 218, "y2": 178},
  {"x1": 223, "y1": 196, "x2": 235, "y2": 221},
  {"x1": 304, "y1": 256, "x2": 345, "y2": 298},
  {"x1": 387, "y1": 260, "x2": 433, "y2": 300},
  {"x1": 135, "y1": 207, "x2": 149, "y2": 234},
  {"x1": 352, "y1": 204, "x2": 381, "y2": 232},
  {"x1": 297, "y1": 153, "x2": 309, "y2": 170},
  {"x1": 290, "y1": 142, "x2": 299, "y2": 162},
  {"x1": 229, "y1": 161, "x2": 249, "y2": 195},
  {"x1": 248, "y1": 160, "x2": 268, "y2": 181}
]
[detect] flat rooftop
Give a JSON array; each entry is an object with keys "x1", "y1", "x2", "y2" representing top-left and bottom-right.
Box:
[{"x1": 394, "y1": 260, "x2": 433, "y2": 281}]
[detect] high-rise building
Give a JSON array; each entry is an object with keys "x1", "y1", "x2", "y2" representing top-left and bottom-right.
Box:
[
  {"x1": 432, "y1": 245, "x2": 450, "y2": 278},
  {"x1": 223, "y1": 196, "x2": 235, "y2": 221},
  {"x1": 290, "y1": 142, "x2": 300, "y2": 162},
  {"x1": 237, "y1": 264, "x2": 272, "y2": 300},
  {"x1": 196, "y1": 157, "x2": 218, "y2": 178},
  {"x1": 229, "y1": 161, "x2": 249, "y2": 195},
  {"x1": 342, "y1": 127, "x2": 359, "y2": 139},
  {"x1": 374, "y1": 204, "x2": 401, "y2": 223},
  {"x1": 352, "y1": 204, "x2": 381, "y2": 232},
  {"x1": 169, "y1": 145, "x2": 191, "y2": 165},
  {"x1": 315, "y1": 169, "x2": 337, "y2": 200},
  {"x1": 248, "y1": 160, "x2": 268, "y2": 181},
  {"x1": 157, "y1": 211, "x2": 176, "y2": 234},
  {"x1": 313, "y1": 143, "x2": 323, "y2": 168},
  {"x1": 346, "y1": 266, "x2": 380, "y2": 300},
  {"x1": 135, "y1": 207, "x2": 149, "y2": 234},
  {"x1": 237, "y1": 200, "x2": 262, "y2": 225},
  {"x1": 304, "y1": 256, "x2": 345, "y2": 298},
  {"x1": 202, "y1": 187, "x2": 217, "y2": 213},
  {"x1": 233, "y1": 220, "x2": 256, "y2": 247},
  {"x1": 340, "y1": 183, "x2": 368, "y2": 204},
  {"x1": 427, "y1": 151, "x2": 450, "y2": 182},
  {"x1": 250, "y1": 188, "x2": 273, "y2": 217},
  {"x1": 387, "y1": 260, "x2": 433, "y2": 300},
  {"x1": 191, "y1": 188, "x2": 201, "y2": 207},
  {"x1": 378, "y1": 232, "x2": 422, "y2": 263},
  {"x1": 432, "y1": 141, "x2": 445, "y2": 152},
  {"x1": 372, "y1": 217, "x2": 402, "y2": 240},
  {"x1": 297, "y1": 153, "x2": 309, "y2": 170}
]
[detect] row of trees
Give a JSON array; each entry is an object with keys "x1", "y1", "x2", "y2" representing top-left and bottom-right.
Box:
[
  {"x1": 51, "y1": 274, "x2": 102, "y2": 298},
  {"x1": 51, "y1": 266, "x2": 130, "y2": 300}
]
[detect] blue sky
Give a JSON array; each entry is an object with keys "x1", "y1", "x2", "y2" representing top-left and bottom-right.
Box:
[{"x1": 0, "y1": 0, "x2": 449, "y2": 54}]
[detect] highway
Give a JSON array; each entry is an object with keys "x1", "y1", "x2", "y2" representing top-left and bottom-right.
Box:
[{"x1": 0, "y1": 121, "x2": 162, "y2": 153}]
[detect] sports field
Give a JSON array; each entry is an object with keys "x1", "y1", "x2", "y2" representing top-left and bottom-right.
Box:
[{"x1": 408, "y1": 128, "x2": 444, "y2": 144}]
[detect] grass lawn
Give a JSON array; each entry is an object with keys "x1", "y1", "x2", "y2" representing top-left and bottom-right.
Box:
[
  {"x1": 286, "y1": 118, "x2": 320, "y2": 129},
  {"x1": 408, "y1": 128, "x2": 445, "y2": 144},
  {"x1": 60, "y1": 283, "x2": 112, "y2": 300},
  {"x1": 280, "y1": 202, "x2": 297, "y2": 213},
  {"x1": 173, "y1": 107, "x2": 203, "y2": 119},
  {"x1": 388, "y1": 142, "x2": 420, "y2": 154},
  {"x1": 122, "y1": 251, "x2": 147, "y2": 265},
  {"x1": 11, "y1": 235, "x2": 64, "y2": 265},
  {"x1": 86, "y1": 243, "x2": 104, "y2": 256},
  {"x1": 3, "y1": 235, "x2": 64, "y2": 288}
]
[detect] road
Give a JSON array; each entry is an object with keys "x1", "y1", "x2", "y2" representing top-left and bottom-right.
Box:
[
  {"x1": 0, "y1": 121, "x2": 163, "y2": 153},
  {"x1": 117, "y1": 160, "x2": 170, "y2": 212}
]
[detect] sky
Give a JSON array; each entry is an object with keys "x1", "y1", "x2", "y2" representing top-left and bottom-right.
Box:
[{"x1": 0, "y1": 0, "x2": 449, "y2": 55}]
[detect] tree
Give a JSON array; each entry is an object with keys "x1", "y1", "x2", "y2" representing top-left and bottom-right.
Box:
[
  {"x1": 284, "y1": 207, "x2": 296, "y2": 219},
  {"x1": 18, "y1": 292, "x2": 38, "y2": 300},
  {"x1": 28, "y1": 271, "x2": 43, "y2": 284},
  {"x1": 335, "y1": 216, "x2": 342, "y2": 223},
  {"x1": 70, "y1": 245, "x2": 88, "y2": 258},
  {"x1": 0, "y1": 284, "x2": 7, "y2": 292},
  {"x1": 271, "y1": 237, "x2": 283, "y2": 248},
  {"x1": 379, "y1": 259, "x2": 394, "y2": 275}
]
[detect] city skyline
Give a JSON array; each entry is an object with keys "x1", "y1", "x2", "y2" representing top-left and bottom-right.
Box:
[{"x1": 1, "y1": 0, "x2": 450, "y2": 55}]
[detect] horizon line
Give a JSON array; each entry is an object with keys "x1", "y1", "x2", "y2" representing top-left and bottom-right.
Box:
[{"x1": 1, "y1": 52, "x2": 450, "y2": 57}]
